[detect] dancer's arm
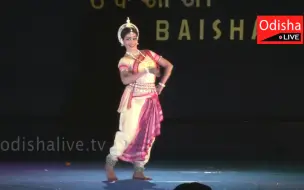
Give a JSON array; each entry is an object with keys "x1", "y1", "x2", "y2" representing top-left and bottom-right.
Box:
[
  {"x1": 156, "y1": 57, "x2": 173, "y2": 94},
  {"x1": 120, "y1": 68, "x2": 158, "y2": 85},
  {"x1": 119, "y1": 70, "x2": 145, "y2": 85},
  {"x1": 158, "y1": 57, "x2": 173, "y2": 85}
]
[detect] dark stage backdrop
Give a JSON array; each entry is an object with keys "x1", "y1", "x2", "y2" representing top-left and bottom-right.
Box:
[{"x1": 2, "y1": 0, "x2": 304, "y2": 162}]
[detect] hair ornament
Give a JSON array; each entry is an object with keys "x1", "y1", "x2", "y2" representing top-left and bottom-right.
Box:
[{"x1": 117, "y1": 17, "x2": 139, "y2": 46}]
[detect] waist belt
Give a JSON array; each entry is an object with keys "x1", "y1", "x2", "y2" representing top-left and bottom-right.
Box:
[{"x1": 127, "y1": 83, "x2": 156, "y2": 109}]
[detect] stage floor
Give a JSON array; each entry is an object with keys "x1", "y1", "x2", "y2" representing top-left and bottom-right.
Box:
[{"x1": 0, "y1": 162, "x2": 304, "y2": 190}]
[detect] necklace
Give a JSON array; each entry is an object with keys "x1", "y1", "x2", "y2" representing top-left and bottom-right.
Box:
[
  {"x1": 126, "y1": 50, "x2": 152, "y2": 71},
  {"x1": 126, "y1": 50, "x2": 145, "y2": 60},
  {"x1": 126, "y1": 50, "x2": 154, "y2": 74}
]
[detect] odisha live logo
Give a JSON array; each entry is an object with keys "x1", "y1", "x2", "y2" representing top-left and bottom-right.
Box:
[{"x1": 259, "y1": 19, "x2": 302, "y2": 31}]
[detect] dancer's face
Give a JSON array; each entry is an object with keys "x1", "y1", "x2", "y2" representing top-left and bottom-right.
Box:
[{"x1": 123, "y1": 32, "x2": 138, "y2": 52}]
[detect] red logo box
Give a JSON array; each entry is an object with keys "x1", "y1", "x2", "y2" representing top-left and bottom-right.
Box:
[{"x1": 257, "y1": 15, "x2": 303, "y2": 44}]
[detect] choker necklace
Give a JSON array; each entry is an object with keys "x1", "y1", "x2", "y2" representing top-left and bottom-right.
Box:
[{"x1": 126, "y1": 50, "x2": 145, "y2": 60}]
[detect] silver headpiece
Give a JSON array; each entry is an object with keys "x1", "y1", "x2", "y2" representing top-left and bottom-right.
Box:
[{"x1": 117, "y1": 17, "x2": 139, "y2": 46}]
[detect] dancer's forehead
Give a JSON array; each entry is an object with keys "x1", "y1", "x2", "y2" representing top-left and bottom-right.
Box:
[{"x1": 124, "y1": 32, "x2": 138, "y2": 39}]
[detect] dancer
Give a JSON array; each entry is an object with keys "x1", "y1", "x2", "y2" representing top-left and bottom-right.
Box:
[{"x1": 105, "y1": 17, "x2": 173, "y2": 182}]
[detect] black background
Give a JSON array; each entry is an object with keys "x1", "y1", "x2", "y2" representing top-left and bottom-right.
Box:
[{"x1": 1, "y1": 0, "x2": 304, "y2": 162}]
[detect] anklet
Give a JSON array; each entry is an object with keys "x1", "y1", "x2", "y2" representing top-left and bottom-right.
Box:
[
  {"x1": 106, "y1": 155, "x2": 117, "y2": 167},
  {"x1": 134, "y1": 165, "x2": 144, "y2": 172}
]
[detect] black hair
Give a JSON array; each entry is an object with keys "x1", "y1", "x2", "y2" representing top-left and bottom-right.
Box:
[
  {"x1": 173, "y1": 182, "x2": 212, "y2": 190},
  {"x1": 120, "y1": 27, "x2": 138, "y2": 39}
]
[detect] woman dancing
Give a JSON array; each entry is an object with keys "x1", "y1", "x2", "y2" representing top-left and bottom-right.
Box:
[{"x1": 105, "y1": 17, "x2": 173, "y2": 182}]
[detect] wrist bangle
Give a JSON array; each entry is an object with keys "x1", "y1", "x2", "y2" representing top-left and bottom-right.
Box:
[{"x1": 159, "y1": 82, "x2": 165, "y2": 87}]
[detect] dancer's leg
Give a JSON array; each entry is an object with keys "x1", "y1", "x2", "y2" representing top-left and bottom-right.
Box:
[
  {"x1": 105, "y1": 98, "x2": 146, "y2": 181},
  {"x1": 132, "y1": 138, "x2": 155, "y2": 180},
  {"x1": 105, "y1": 154, "x2": 118, "y2": 182}
]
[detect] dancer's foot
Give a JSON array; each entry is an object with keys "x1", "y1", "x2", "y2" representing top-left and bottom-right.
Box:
[
  {"x1": 105, "y1": 155, "x2": 118, "y2": 182},
  {"x1": 133, "y1": 164, "x2": 152, "y2": 181},
  {"x1": 132, "y1": 171, "x2": 152, "y2": 180},
  {"x1": 105, "y1": 165, "x2": 118, "y2": 182}
]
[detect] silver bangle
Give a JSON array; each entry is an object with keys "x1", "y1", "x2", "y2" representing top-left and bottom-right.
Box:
[{"x1": 159, "y1": 82, "x2": 165, "y2": 87}]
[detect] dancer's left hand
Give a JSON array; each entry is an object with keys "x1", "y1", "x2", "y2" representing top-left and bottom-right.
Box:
[{"x1": 156, "y1": 85, "x2": 164, "y2": 95}]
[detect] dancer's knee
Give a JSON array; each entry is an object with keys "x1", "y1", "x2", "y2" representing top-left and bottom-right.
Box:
[{"x1": 109, "y1": 131, "x2": 132, "y2": 157}]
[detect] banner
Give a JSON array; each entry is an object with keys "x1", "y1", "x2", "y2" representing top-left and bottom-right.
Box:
[{"x1": 89, "y1": 0, "x2": 256, "y2": 41}]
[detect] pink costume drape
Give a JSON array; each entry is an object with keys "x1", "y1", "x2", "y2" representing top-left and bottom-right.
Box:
[{"x1": 109, "y1": 50, "x2": 163, "y2": 165}]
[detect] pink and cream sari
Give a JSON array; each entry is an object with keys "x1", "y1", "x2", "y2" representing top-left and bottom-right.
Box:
[{"x1": 110, "y1": 50, "x2": 163, "y2": 164}]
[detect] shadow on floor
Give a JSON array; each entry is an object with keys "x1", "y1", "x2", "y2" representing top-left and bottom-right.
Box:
[{"x1": 103, "y1": 179, "x2": 165, "y2": 190}]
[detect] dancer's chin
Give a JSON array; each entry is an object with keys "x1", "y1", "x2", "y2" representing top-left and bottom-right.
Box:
[{"x1": 127, "y1": 45, "x2": 137, "y2": 50}]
